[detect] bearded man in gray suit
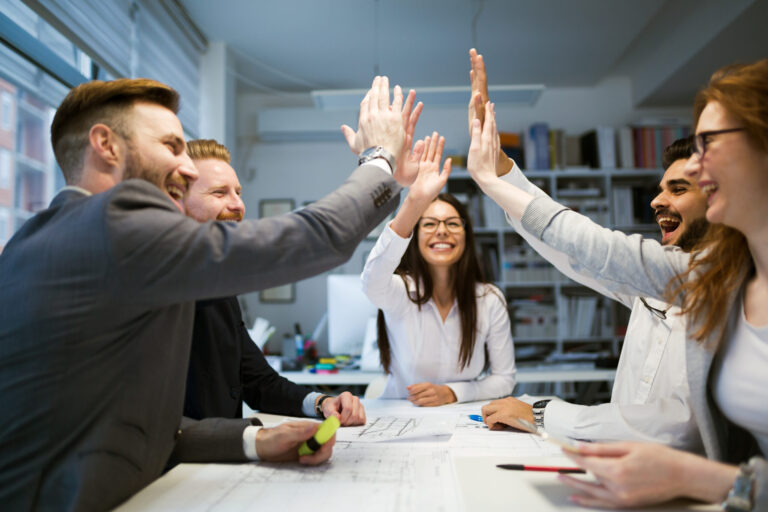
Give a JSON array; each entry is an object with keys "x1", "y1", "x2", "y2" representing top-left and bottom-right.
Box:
[{"x1": 0, "y1": 75, "x2": 421, "y2": 510}]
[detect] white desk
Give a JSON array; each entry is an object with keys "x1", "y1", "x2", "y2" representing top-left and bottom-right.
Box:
[
  {"x1": 118, "y1": 400, "x2": 715, "y2": 512},
  {"x1": 280, "y1": 366, "x2": 616, "y2": 386}
]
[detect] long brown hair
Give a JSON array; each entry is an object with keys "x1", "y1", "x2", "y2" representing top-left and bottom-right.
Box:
[
  {"x1": 668, "y1": 59, "x2": 768, "y2": 344},
  {"x1": 377, "y1": 193, "x2": 504, "y2": 372}
]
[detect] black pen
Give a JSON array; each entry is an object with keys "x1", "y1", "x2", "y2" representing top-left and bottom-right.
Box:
[{"x1": 496, "y1": 464, "x2": 585, "y2": 474}]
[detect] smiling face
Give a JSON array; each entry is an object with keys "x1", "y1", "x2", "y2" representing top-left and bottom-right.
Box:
[
  {"x1": 184, "y1": 158, "x2": 245, "y2": 222},
  {"x1": 122, "y1": 102, "x2": 198, "y2": 212},
  {"x1": 417, "y1": 200, "x2": 466, "y2": 269},
  {"x1": 685, "y1": 100, "x2": 768, "y2": 235},
  {"x1": 650, "y1": 158, "x2": 708, "y2": 249}
]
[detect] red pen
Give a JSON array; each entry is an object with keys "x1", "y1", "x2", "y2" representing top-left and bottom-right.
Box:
[{"x1": 496, "y1": 464, "x2": 585, "y2": 474}]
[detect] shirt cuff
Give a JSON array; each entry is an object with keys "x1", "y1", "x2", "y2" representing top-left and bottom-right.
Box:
[
  {"x1": 542, "y1": 399, "x2": 581, "y2": 440},
  {"x1": 521, "y1": 195, "x2": 570, "y2": 239},
  {"x1": 445, "y1": 382, "x2": 473, "y2": 403},
  {"x1": 364, "y1": 158, "x2": 393, "y2": 176},
  {"x1": 242, "y1": 425, "x2": 262, "y2": 460},
  {"x1": 302, "y1": 391, "x2": 324, "y2": 417}
]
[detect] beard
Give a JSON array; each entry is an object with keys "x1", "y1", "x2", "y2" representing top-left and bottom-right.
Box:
[
  {"x1": 676, "y1": 218, "x2": 709, "y2": 252},
  {"x1": 123, "y1": 147, "x2": 163, "y2": 189},
  {"x1": 216, "y1": 211, "x2": 243, "y2": 222}
]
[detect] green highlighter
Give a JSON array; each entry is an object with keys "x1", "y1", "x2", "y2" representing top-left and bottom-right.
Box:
[{"x1": 298, "y1": 416, "x2": 340, "y2": 456}]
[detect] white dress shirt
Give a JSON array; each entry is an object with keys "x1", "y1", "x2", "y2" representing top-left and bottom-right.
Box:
[
  {"x1": 501, "y1": 164, "x2": 703, "y2": 451},
  {"x1": 361, "y1": 224, "x2": 516, "y2": 403},
  {"x1": 714, "y1": 302, "x2": 768, "y2": 456}
]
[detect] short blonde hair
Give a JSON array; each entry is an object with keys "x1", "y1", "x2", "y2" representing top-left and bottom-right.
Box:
[{"x1": 186, "y1": 139, "x2": 231, "y2": 163}]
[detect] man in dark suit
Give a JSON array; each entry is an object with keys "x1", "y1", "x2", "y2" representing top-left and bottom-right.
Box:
[
  {"x1": 0, "y1": 75, "x2": 419, "y2": 510},
  {"x1": 182, "y1": 138, "x2": 365, "y2": 425}
]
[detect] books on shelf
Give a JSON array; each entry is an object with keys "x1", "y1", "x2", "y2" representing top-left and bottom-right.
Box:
[
  {"x1": 503, "y1": 247, "x2": 555, "y2": 283},
  {"x1": 507, "y1": 121, "x2": 689, "y2": 172},
  {"x1": 558, "y1": 295, "x2": 610, "y2": 338},
  {"x1": 510, "y1": 297, "x2": 557, "y2": 338}
]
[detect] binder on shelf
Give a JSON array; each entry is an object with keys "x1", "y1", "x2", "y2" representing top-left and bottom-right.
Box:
[{"x1": 618, "y1": 126, "x2": 634, "y2": 169}]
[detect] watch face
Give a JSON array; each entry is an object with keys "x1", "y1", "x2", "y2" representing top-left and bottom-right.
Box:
[{"x1": 532, "y1": 400, "x2": 551, "y2": 409}]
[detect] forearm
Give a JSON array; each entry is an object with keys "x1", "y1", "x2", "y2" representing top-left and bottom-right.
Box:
[
  {"x1": 389, "y1": 194, "x2": 431, "y2": 239},
  {"x1": 474, "y1": 173, "x2": 535, "y2": 222},
  {"x1": 676, "y1": 452, "x2": 739, "y2": 503},
  {"x1": 545, "y1": 399, "x2": 702, "y2": 452},
  {"x1": 522, "y1": 195, "x2": 689, "y2": 301}
]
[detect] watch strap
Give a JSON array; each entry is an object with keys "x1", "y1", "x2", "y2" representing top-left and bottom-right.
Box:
[
  {"x1": 722, "y1": 463, "x2": 755, "y2": 511},
  {"x1": 315, "y1": 394, "x2": 331, "y2": 418},
  {"x1": 358, "y1": 146, "x2": 395, "y2": 173},
  {"x1": 532, "y1": 399, "x2": 551, "y2": 429}
]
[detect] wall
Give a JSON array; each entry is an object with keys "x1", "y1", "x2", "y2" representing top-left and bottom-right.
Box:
[{"x1": 234, "y1": 76, "x2": 692, "y2": 355}]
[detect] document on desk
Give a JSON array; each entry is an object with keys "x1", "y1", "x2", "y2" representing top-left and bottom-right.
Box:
[
  {"x1": 117, "y1": 443, "x2": 461, "y2": 512},
  {"x1": 335, "y1": 414, "x2": 458, "y2": 443}
]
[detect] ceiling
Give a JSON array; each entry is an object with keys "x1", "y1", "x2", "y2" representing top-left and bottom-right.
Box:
[{"x1": 180, "y1": 0, "x2": 767, "y2": 108}]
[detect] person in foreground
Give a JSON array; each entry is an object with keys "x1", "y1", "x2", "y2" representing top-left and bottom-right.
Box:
[
  {"x1": 469, "y1": 49, "x2": 707, "y2": 451},
  {"x1": 466, "y1": 60, "x2": 768, "y2": 509},
  {"x1": 360, "y1": 133, "x2": 516, "y2": 406},
  {"x1": 0, "y1": 75, "x2": 419, "y2": 510},
  {"x1": 183, "y1": 138, "x2": 365, "y2": 425}
]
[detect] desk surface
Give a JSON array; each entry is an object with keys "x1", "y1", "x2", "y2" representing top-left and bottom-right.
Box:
[
  {"x1": 118, "y1": 400, "x2": 715, "y2": 512},
  {"x1": 280, "y1": 366, "x2": 616, "y2": 386}
]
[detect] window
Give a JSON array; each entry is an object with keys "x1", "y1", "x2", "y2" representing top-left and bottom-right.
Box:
[
  {"x1": 0, "y1": 149, "x2": 10, "y2": 188},
  {"x1": 0, "y1": 207, "x2": 9, "y2": 246},
  {"x1": 0, "y1": 0, "x2": 205, "y2": 253},
  {"x1": 1, "y1": 92, "x2": 11, "y2": 130}
]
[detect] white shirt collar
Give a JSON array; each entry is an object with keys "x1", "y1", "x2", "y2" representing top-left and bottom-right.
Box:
[{"x1": 61, "y1": 185, "x2": 93, "y2": 197}]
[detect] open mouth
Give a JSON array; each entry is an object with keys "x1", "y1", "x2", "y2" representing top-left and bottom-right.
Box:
[
  {"x1": 429, "y1": 242, "x2": 455, "y2": 251},
  {"x1": 656, "y1": 215, "x2": 681, "y2": 243},
  {"x1": 165, "y1": 180, "x2": 187, "y2": 212},
  {"x1": 701, "y1": 182, "x2": 718, "y2": 201}
]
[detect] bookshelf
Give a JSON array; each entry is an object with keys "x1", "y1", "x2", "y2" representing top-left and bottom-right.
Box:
[{"x1": 446, "y1": 167, "x2": 664, "y2": 401}]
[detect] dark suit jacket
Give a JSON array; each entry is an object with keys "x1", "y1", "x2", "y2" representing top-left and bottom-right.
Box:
[
  {"x1": 0, "y1": 164, "x2": 398, "y2": 511},
  {"x1": 184, "y1": 297, "x2": 311, "y2": 420}
]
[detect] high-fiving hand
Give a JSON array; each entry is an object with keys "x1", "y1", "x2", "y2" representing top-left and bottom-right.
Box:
[
  {"x1": 341, "y1": 76, "x2": 424, "y2": 186},
  {"x1": 407, "y1": 132, "x2": 452, "y2": 204},
  {"x1": 468, "y1": 48, "x2": 513, "y2": 176}
]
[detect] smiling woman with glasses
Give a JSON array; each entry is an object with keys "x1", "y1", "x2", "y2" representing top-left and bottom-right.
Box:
[
  {"x1": 692, "y1": 127, "x2": 745, "y2": 157},
  {"x1": 361, "y1": 133, "x2": 516, "y2": 407}
]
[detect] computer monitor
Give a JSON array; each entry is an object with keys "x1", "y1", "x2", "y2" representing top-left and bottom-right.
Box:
[{"x1": 327, "y1": 274, "x2": 378, "y2": 356}]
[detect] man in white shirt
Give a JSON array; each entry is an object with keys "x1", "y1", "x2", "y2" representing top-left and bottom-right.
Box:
[{"x1": 469, "y1": 49, "x2": 708, "y2": 450}]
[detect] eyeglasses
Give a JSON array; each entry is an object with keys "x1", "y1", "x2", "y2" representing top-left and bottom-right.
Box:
[
  {"x1": 640, "y1": 297, "x2": 667, "y2": 320},
  {"x1": 693, "y1": 128, "x2": 745, "y2": 157},
  {"x1": 418, "y1": 216, "x2": 465, "y2": 233}
]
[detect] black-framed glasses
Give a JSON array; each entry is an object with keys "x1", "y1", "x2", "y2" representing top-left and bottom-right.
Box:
[
  {"x1": 640, "y1": 297, "x2": 667, "y2": 320},
  {"x1": 418, "y1": 216, "x2": 465, "y2": 234},
  {"x1": 693, "y1": 128, "x2": 745, "y2": 157}
]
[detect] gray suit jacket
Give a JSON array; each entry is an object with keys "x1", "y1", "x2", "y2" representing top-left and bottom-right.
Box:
[
  {"x1": 521, "y1": 194, "x2": 767, "y2": 508},
  {"x1": 0, "y1": 164, "x2": 399, "y2": 511}
]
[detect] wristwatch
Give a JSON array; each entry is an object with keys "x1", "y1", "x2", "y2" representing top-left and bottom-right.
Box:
[
  {"x1": 315, "y1": 394, "x2": 331, "y2": 418},
  {"x1": 532, "y1": 399, "x2": 551, "y2": 429},
  {"x1": 722, "y1": 463, "x2": 754, "y2": 511},
  {"x1": 358, "y1": 146, "x2": 395, "y2": 173}
]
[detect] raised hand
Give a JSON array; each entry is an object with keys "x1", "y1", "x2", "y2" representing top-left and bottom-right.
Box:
[
  {"x1": 467, "y1": 101, "x2": 501, "y2": 188},
  {"x1": 468, "y1": 48, "x2": 513, "y2": 175},
  {"x1": 408, "y1": 132, "x2": 452, "y2": 204},
  {"x1": 468, "y1": 48, "x2": 490, "y2": 136},
  {"x1": 387, "y1": 133, "x2": 451, "y2": 239},
  {"x1": 341, "y1": 77, "x2": 424, "y2": 186}
]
